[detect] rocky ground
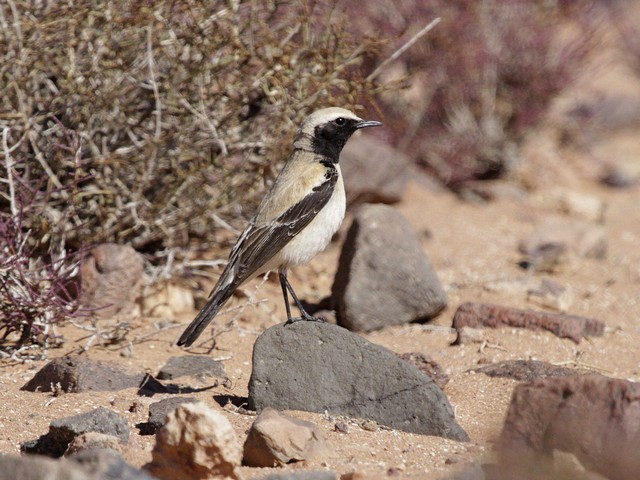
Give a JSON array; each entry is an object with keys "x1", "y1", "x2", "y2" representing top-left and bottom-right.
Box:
[
  {"x1": 1, "y1": 157, "x2": 639, "y2": 479},
  {"x1": 2, "y1": 18, "x2": 640, "y2": 479}
]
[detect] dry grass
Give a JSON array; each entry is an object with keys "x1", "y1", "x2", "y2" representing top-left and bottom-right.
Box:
[
  {"x1": 0, "y1": 0, "x2": 386, "y2": 351},
  {"x1": 0, "y1": 0, "x2": 381, "y2": 257}
]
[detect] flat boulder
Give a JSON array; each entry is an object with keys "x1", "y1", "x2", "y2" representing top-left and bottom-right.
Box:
[{"x1": 248, "y1": 322, "x2": 468, "y2": 441}]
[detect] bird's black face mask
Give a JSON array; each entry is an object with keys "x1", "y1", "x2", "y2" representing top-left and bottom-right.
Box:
[{"x1": 312, "y1": 118, "x2": 359, "y2": 162}]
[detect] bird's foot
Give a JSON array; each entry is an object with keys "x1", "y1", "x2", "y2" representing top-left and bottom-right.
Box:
[{"x1": 284, "y1": 314, "x2": 326, "y2": 325}]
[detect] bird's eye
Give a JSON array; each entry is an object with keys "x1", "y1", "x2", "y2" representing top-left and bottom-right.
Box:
[{"x1": 335, "y1": 117, "x2": 346, "y2": 126}]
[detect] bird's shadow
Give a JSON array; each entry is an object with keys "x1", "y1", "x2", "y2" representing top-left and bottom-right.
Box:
[{"x1": 213, "y1": 394, "x2": 251, "y2": 411}]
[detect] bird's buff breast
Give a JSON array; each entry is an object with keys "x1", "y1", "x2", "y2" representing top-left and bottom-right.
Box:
[{"x1": 279, "y1": 174, "x2": 346, "y2": 267}]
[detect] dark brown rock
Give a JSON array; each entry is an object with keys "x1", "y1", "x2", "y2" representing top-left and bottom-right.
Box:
[
  {"x1": 243, "y1": 408, "x2": 331, "y2": 467},
  {"x1": 80, "y1": 243, "x2": 145, "y2": 318},
  {"x1": 21, "y1": 356, "x2": 147, "y2": 393},
  {"x1": 332, "y1": 204, "x2": 447, "y2": 332},
  {"x1": 452, "y1": 302, "x2": 604, "y2": 344},
  {"x1": 499, "y1": 374, "x2": 640, "y2": 480},
  {"x1": 471, "y1": 360, "x2": 584, "y2": 382},
  {"x1": 398, "y1": 352, "x2": 450, "y2": 389}
]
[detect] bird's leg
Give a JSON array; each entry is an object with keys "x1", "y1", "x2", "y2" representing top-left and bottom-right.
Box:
[
  {"x1": 278, "y1": 270, "x2": 325, "y2": 325},
  {"x1": 278, "y1": 271, "x2": 294, "y2": 324}
]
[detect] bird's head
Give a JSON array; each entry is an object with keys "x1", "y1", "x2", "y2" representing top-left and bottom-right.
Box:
[{"x1": 295, "y1": 107, "x2": 382, "y2": 162}]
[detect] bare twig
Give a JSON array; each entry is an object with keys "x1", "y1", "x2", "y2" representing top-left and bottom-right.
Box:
[
  {"x1": 367, "y1": 17, "x2": 441, "y2": 82},
  {"x1": 142, "y1": 24, "x2": 162, "y2": 188},
  {"x1": 2, "y1": 127, "x2": 18, "y2": 217}
]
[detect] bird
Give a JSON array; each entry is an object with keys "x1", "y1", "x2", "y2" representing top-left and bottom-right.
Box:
[{"x1": 177, "y1": 107, "x2": 382, "y2": 347}]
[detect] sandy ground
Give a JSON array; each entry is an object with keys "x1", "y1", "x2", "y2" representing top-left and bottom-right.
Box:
[
  {"x1": 3, "y1": 3, "x2": 640, "y2": 479},
  {"x1": 1, "y1": 158, "x2": 639, "y2": 479}
]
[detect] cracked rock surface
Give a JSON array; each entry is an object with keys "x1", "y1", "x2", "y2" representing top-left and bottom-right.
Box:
[{"x1": 248, "y1": 322, "x2": 468, "y2": 441}]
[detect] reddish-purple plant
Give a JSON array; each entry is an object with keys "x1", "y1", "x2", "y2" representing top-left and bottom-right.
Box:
[
  {"x1": 0, "y1": 211, "x2": 80, "y2": 353},
  {"x1": 1, "y1": 126, "x2": 86, "y2": 358}
]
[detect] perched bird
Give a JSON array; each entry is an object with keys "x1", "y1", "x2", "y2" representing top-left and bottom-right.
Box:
[{"x1": 177, "y1": 107, "x2": 382, "y2": 347}]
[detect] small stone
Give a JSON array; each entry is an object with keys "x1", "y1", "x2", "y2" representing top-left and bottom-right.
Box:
[
  {"x1": 145, "y1": 402, "x2": 241, "y2": 480},
  {"x1": 129, "y1": 400, "x2": 144, "y2": 413},
  {"x1": 157, "y1": 355, "x2": 227, "y2": 383},
  {"x1": 21, "y1": 356, "x2": 147, "y2": 393},
  {"x1": 452, "y1": 327, "x2": 486, "y2": 346},
  {"x1": 535, "y1": 188, "x2": 606, "y2": 222},
  {"x1": 520, "y1": 218, "x2": 607, "y2": 261},
  {"x1": 600, "y1": 167, "x2": 637, "y2": 189},
  {"x1": 243, "y1": 408, "x2": 331, "y2": 467},
  {"x1": 22, "y1": 407, "x2": 129, "y2": 458},
  {"x1": 334, "y1": 422, "x2": 349, "y2": 434},
  {"x1": 398, "y1": 352, "x2": 450, "y2": 389},
  {"x1": 140, "y1": 397, "x2": 198, "y2": 435},
  {"x1": 142, "y1": 283, "x2": 195, "y2": 317},
  {"x1": 518, "y1": 242, "x2": 568, "y2": 272},
  {"x1": 526, "y1": 279, "x2": 574, "y2": 312},
  {"x1": 64, "y1": 432, "x2": 123, "y2": 456}
]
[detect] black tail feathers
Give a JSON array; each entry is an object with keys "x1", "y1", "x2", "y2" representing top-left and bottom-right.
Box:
[{"x1": 177, "y1": 285, "x2": 234, "y2": 347}]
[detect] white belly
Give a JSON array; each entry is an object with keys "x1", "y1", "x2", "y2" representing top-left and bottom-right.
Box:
[{"x1": 278, "y1": 171, "x2": 346, "y2": 267}]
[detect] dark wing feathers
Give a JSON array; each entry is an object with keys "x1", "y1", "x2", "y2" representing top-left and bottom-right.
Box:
[{"x1": 228, "y1": 168, "x2": 338, "y2": 282}]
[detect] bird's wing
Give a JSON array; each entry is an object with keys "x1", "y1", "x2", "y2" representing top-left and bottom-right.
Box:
[{"x1": 228, "y1": 167, "x2": 338, "y2": 282}]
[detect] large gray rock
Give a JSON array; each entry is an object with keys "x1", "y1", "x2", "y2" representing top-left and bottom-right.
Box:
[
  {"x1": 332, "y1": 204, "x2": 447, "y2": 331},
  {"x1": 340, "y1": 133, "x2": 410, "y2": 206},
  {"x1": 248, "y1": 322, "x2": 468, "y2": 441}
]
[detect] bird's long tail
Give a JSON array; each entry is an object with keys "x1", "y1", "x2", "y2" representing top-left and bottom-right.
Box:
[{"x1": 177, "y1": 283, "x2": 235, "y2": 347}]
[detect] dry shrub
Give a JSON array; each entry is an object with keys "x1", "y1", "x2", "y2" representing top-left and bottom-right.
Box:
[
  {"x1": 350, "y1": 0, "x2": 596, "y2": 189},
  {"x1": 0, "y1": 0, "x2": 380, "y2": 256},
  {"x1": 0, "y1": 0, "x2": 384, "y2": 351}
]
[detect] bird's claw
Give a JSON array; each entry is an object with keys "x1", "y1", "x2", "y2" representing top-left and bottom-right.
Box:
[{"x1": 285, "y1": 314, "x2": 326, "y2": 325}]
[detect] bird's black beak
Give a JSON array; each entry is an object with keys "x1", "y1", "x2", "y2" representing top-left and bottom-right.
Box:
[{"x1": 355, "y1": 120, "x2": 383, "y2": 129}]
